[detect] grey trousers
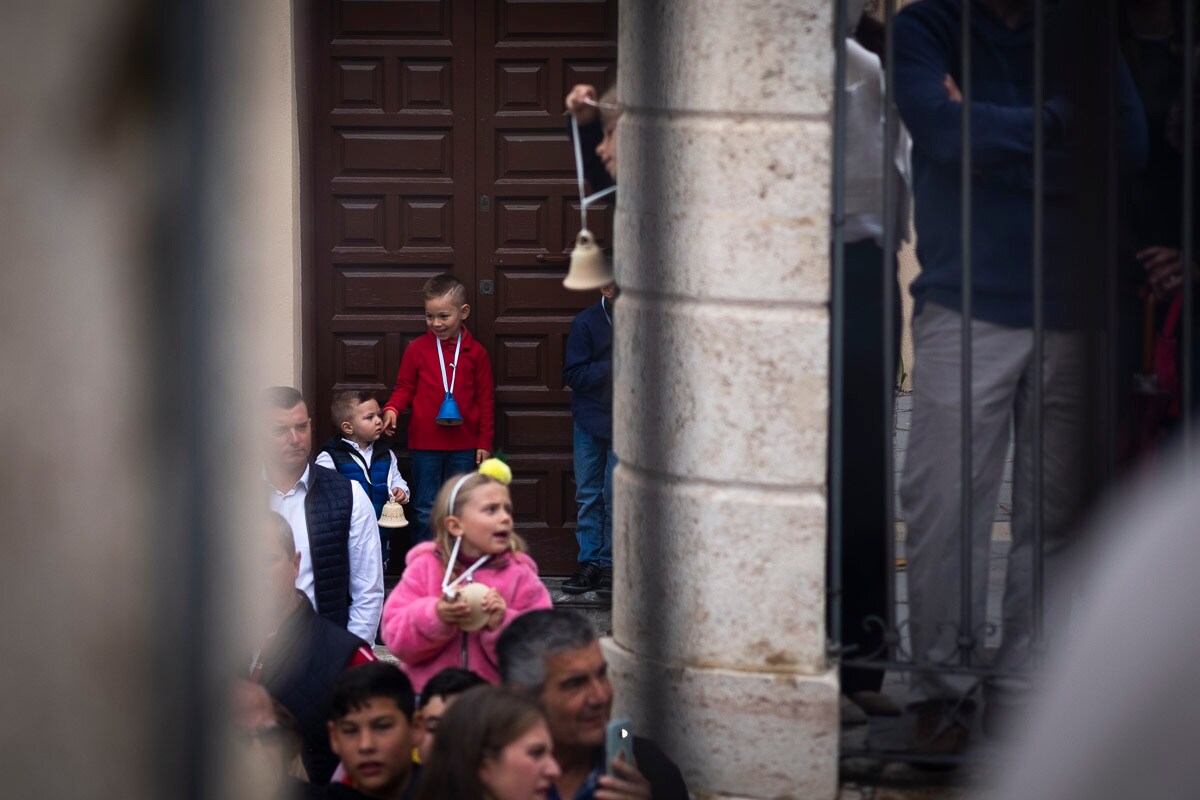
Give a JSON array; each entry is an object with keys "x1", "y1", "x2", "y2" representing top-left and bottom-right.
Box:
[{"x1": 900, "y1": 302, "x2": 1085, "y2": 703}]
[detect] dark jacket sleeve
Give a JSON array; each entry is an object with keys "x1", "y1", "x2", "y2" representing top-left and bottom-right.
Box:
[
  {"x1": 563, "y1": 310, "x2": 611, "y2": 393},
  {"x1": 632, "y1": 737, "x2": 689, "y2": 800},
  {"x1": 1114, "y1": 54, "x2": 1149, "y2": 176},
  {"x1": 893, "y1": 10, "x2": 1061, "y2": 170},
  {"x1": 569, "y1": 116, "x2": 615, "y2": 195}
]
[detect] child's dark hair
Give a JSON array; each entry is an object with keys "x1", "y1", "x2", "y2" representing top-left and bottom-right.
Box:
[
  {"x1": 418, "y1": 668, "x2": 487, "y2": 711},
  {"x1": 422, "y1": 272, "x2": 467, "y2": 305},
  {"x1": 330, "y1": 388, "x2": 374, "y2": 428},
  {"x1": 329, "y1": 663, "x2": 416, "y2": 722}
]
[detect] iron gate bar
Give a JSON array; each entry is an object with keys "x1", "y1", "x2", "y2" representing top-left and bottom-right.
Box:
[
  {"x1": 1184, "y1": 0, "x2": 1195, "y2": 456},
  {"x1": 882, "y1": 0, "x2": 898, "y2": 664},
  {"x1": 831, "y1": 0, "x2": 1112, "y2": 767},
  {"x1": 959, "y1": 0, "x2": 975, "y2": 667},
  {"x1": 1030, "y1": 0, "x2": 1046, "y2": 661},
  {"x1": 1106, "y1": 0, "x2": 1119, "y2": 484},
  {"x1": 829, "y1": 0, "x2": 850, "y2": 651},
  {"x1": 839, "y1": 656, "x2": 1032, "y2": 681}
]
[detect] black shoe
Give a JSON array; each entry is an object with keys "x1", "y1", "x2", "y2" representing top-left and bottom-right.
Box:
[
  {"x1": 595, "y1": 566, "x2": 613, "y2": 601},
  {"x1": 908, "y1": 700, "x2": 968, "y2": 768},
  {"x1": 562, "y1": 562, "x2": 602, "y2": 594}
]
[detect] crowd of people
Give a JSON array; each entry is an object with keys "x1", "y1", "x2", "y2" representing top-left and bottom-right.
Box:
[
  {"x1": 248, "y1": 77, "x2": 684, "y2": 798},
  {"x1": 247, "y1": 0, "x2": 1200, "y2": 790}
]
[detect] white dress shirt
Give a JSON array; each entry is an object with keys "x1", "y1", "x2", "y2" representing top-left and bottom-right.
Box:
[
  {"x1": 314, "y1": 439, "x2": 409, "y2": 497},
  {"x1": 265, "y1": 464, "x2": 383, "y2": 642},
  {"x1": 843, "y1": 37, "x2": 912, "y2": 247}
]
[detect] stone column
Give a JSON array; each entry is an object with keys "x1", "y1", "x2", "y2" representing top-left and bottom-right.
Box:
[{"x1": 604, "y1": 1, "x2": 838, "y2": 798}]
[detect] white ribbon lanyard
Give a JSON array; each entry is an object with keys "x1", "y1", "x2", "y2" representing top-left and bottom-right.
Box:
[
  {"x1": 436, "y1": 330, "x2": 463, "y2": 396},
  {"x1": 570, "y1": 115, "x2": 617, "y2": 232},
  {"x1": 441, "y1": 535, "x2": 490, "y2": 597}
]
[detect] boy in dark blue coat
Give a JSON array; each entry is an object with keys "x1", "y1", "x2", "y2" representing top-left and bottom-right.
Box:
[{"x1": 561, "y1": 284, "x2": 617, "y2": 598}]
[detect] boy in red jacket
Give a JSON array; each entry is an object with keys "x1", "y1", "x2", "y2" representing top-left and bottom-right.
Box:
[{"x1": 382, "y1": 274, "x2": 495, "y2": 543}]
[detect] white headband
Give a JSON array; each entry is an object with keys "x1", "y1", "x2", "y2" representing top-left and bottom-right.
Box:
[
  {"x1": 447, "y1": 471, "x2": 473, "y2": 518},
  {"x1": 441, "y1": 472, "x2": 488, "y2": 596}
]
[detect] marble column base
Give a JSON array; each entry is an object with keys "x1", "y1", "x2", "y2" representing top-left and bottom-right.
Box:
[{"x1": 601, "y1": 637, "x2": 839, "y2": 799}]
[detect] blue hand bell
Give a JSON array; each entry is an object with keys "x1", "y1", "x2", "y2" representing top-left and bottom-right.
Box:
[{"x1": 436, "y1": 391, "x2": 464, "y2": 426}]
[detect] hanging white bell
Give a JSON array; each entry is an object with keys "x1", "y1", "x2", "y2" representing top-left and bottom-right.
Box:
[
  {"x1": 378, "y1": 498, "x2": 409, "y2": 528},
  {"x1": 562, "y1": 229, "x2": 613, "y2": 290}
]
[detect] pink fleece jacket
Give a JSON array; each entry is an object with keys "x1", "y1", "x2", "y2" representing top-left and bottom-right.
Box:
[{"x1": 381, "y1": 541, "x2": 553, "y2": 691}]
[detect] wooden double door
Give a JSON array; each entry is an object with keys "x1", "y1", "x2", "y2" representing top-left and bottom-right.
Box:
[{"x1": 309, "y1": 0, "x2": 617, "y2": 574}]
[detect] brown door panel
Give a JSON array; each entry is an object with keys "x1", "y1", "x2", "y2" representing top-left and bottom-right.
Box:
[
  {"x1": 474, "y1": 0, "x2": 616, "y2": 572},
  {"x1": 312, "y1": 0, "x2": 616, "y2": 574}
]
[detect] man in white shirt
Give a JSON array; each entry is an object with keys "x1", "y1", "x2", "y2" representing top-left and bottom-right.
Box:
[{"x1": 262, "y1": 386, "x2": 383, "y2": 643}]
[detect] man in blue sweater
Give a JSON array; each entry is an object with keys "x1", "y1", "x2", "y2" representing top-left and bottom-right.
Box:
[
  {"x1": 562, "y1": 284, "x2": 617, "y2": 600},
  {"x1": 893, "y1": 0, "x2": 1147, "y2": 754}
]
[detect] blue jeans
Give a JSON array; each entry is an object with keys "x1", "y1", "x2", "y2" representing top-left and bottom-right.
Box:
[
  {"x1": 409, "y1": 449, "x2": 477, "y2": 543},
  {"x1": 573, "y1": 425, "x2": 615, "y2": 567}
]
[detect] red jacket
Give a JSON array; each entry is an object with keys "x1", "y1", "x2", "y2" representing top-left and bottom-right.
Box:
[{"x1": 384, "y1": 328, "x2": 495, "y2": 452}]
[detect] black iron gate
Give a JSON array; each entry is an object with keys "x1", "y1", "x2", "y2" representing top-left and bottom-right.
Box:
[{"x1": 829, "y1": 0, "x2": 1196, "y2": 766}]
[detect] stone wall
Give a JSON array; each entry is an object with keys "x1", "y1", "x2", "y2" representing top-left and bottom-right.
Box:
[{"x1": 607, "y1": 1, "x2": 839, "y2": 797}]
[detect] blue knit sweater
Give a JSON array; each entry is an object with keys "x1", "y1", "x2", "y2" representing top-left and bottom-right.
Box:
[{"x1": 894, "y1": 0, "x2": 1147, "y2": 327}]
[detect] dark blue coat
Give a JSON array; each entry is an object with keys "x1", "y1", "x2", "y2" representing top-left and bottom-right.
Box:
[
  {"x1": 563, "y1": 297, "x2": 613, "y2": 440},
  {"x1": 260, "y1": 594, "x2": 367, "y2": 784},
  {"x1": 894, "y1": 0, "x2": 1147, "y2": 327}
]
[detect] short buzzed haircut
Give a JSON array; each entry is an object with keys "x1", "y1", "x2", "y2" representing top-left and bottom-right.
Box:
[
  {"x1": 421, "y1": 273, "x2": 467, "y2": 305},
  {"x1": 266, "y1": 512, "x2": 296, "y2": 557},
  {"x1": 418, "y1": 668, "x2": 487, "y2": 711},
  {"x1": 263, "y1": 386, "x2": 305, "y2": 412},
  {"x1": 497, "y1": 609, "x2": 598, "y2": 693},
  {"x1": 330, "y1": 662, "x2": 416, "y2": 722},
  {"x1": 331, "y1": 389, "x2": 373, "y2": 427}
]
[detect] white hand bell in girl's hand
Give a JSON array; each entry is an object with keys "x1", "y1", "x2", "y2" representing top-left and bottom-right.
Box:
[{"x1": 455, "y1": 582, "x2": 492, "y2": 632}]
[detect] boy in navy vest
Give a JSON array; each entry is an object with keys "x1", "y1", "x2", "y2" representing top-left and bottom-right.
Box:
[
  {"x1": 317, "y1": 390, "x2": 410, "y2": 570},
  {"x1": 561, "y1": 283, "x2": 616, "y2": 599}
]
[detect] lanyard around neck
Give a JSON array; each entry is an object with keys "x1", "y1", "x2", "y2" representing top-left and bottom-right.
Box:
[
  {"x1": 436, "y1": 330, "x2": 464, "y2": 394},
  {"x1": 570, "y1": 115, "x2": 617, "y2": 231},
  {"x1": 442, "y1": 534, "x2": 490, "y2": 595}
]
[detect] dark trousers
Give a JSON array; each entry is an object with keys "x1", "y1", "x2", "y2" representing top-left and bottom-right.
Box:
[
  {"x1": 837, "y1": 238, "x2": 901, "y2": 695},
  {"x1": 409, "y1": 449, "x2": 477, "y2": 544}
]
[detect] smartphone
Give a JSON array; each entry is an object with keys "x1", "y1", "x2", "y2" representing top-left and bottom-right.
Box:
[{"x1": 605, "y1": 718, "x2": 635, "y2": 775}]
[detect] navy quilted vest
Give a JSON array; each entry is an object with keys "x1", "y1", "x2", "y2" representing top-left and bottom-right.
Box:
[
  {"x1": 304, "y1": 465, "x2": 353, "y2": 628},
  {"x1": 321, "y1": 437, "x2": 392, "y2": 517}
]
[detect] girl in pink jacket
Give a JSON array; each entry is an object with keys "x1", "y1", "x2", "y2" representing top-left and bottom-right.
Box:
[{"x1": 381, "y1": 461, "x2": 552, "y2": 691}]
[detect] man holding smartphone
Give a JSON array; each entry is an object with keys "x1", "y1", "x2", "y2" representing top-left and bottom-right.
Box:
[{"x1": 497, "y1": 610, "x2": 689, "y2": 799}]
